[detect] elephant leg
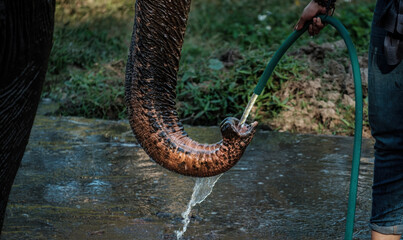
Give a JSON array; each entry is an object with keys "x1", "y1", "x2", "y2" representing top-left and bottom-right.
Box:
[{"x1": 0, "y1": 0, "x2": 55, "y2": 234}]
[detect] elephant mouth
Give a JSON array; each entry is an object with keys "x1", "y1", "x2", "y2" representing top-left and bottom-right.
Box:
[{"x1": 220, "y1": 117, "x2": 258, "y2": 138}]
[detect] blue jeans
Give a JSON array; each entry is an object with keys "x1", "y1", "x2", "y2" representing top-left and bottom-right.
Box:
[{"x1": 369, "y1": 0, "x2": 403, "y2": 235}]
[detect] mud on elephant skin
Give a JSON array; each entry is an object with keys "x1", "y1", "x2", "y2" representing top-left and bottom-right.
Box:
[
  {"x1": 0, "y1": 0, "x2": 55, "y2": 234},
  {"x1": 125, "y1": 0, "x2": 258, "y2": 177}
]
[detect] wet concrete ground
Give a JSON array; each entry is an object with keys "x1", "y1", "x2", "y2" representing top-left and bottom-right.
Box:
[{"x1": 2, "y1": 113, "x2": 375, "y2": 239}]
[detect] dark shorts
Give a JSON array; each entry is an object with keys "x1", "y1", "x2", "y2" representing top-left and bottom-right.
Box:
[{"x1": 368, "y1": 0, "x2": 403, "y2": 235}]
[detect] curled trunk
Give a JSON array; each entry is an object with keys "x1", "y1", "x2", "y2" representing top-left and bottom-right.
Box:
[{"x1": 125, "y1": 0, "x2": 257, "y2": 177}]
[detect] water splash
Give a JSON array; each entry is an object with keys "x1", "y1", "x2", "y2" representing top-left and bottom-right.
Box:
[{"x1": 175, "y1": 174, "x2": 223, "y2": 239}]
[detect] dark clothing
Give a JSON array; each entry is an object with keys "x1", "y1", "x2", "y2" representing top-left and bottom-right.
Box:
[
  {"x1": 377, "y1": 0, "x2": 403, "y2": 65},
  {"x1": 369, "y1": 0, "x2": 403, "y2": 234}
]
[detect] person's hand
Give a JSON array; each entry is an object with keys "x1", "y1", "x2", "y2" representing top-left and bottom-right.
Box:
[{"x1": 294, "y1": 1, "x2": 328, "y2": 36}]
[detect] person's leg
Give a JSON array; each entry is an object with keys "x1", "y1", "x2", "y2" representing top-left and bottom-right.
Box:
[
  {"x1": 372, "y1": 231, "x2": 401, "y2": 240},
  {"x1": 369, "y1": 54, "x2": 403, "y2": 237},
  {"x1": 368, "y1": 1, "x2": 403, "y2": 239},
  {"x1": 368, "y1": 41, "x2": 403, "y2": 240}
]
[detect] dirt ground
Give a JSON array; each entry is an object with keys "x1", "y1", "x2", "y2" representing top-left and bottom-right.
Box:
[{"x1": 258, "y1": 40, "x2": 372, "y2": 138}]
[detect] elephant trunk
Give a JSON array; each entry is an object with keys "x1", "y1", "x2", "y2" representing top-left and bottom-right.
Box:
[{"x1": 125, "y1": 0, "x2": 257, "y2": 177}]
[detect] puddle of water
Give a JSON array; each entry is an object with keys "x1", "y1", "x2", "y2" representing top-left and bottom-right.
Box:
[
  {"x1": 2, "y1": 115, "x2": 375, "y2": 240},
  {"x1": 175, "y1": 174, "x2": 222, "y2": 239}
]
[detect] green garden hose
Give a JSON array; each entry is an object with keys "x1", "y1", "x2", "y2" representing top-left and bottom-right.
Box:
[{"x1": 239, "y1": 15, "x2": 363, "y2": 240}]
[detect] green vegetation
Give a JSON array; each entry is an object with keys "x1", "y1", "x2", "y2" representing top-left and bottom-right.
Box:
[
  {"x1": 44, "y1": 0, "x2": 375, "y2": 135},
  {"x1": 44, "y1": 0, "x2": 134, "y2": 119}
]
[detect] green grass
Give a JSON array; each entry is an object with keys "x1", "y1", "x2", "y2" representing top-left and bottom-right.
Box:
[
  {"x1": 44, "y1": 0, "x2": 374, "y2": 135},
  {"x1": 43, "y1": 0, "x2": 134, "y2": 118}
]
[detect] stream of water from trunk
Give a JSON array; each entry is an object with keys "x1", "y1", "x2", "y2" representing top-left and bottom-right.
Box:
[{"x1": 175, "y1": 174, "x2": 223, "y2": 239}]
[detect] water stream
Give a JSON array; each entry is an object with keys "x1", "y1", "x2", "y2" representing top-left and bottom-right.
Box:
[{"x1": 175, "y1": 174, "x2": 223, "y2": 239}]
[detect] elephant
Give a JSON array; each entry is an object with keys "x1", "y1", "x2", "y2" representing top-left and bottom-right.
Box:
[
  {"x1": 0, "y1": 0, "x2": 55, "y2": 234},
  {"x1": 0, "y1": 0, "x2": 257, "y2": 234}
]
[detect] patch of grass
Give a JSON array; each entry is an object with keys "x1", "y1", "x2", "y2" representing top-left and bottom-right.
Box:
[
  {"x1": 43, "y1": 0, "x2": 134, "y2": 118},
  {"x1": 50, "y1": 62, "x2": 126, "y2": 119},
  {"x1": 335, "y1": 2, "x2": 375, "y2": 54},
  {"x1": 45, "y1": 0, "x2": 374, "y2": 136}
]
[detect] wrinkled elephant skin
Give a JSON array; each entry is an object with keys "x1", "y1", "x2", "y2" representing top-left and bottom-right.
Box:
[
  {"x1": 0, "y1": 0, "x2": 258, "y2": 235},
  {"x1": 125, "y1": 0, "x2": 258, "y2": 177},
  {"x1": 0, "y1": 0, "x2": 55, "y2": 234}
]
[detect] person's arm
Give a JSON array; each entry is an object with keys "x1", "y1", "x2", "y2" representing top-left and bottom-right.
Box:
[{"x1": 294, "y1": 0, "x2": 336, "y2": 36}]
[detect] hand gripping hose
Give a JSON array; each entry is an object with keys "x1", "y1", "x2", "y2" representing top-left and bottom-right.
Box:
[{"x1": 239, "y1": 15, "x2": 363, "y2": 240}]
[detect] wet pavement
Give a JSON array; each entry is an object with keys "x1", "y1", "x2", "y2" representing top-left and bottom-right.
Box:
[{"x1": 2, "y1": 112, "x2": 375, "y2": 239}]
